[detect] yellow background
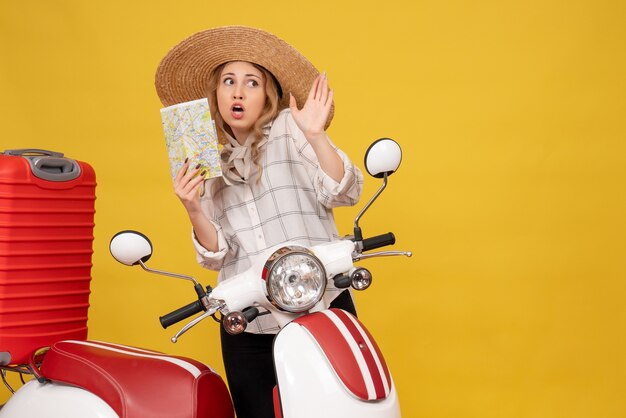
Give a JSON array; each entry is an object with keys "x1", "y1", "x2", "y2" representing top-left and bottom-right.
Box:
[{"x1": 1, "y1": 0, "x2": 625, "y2": 416}]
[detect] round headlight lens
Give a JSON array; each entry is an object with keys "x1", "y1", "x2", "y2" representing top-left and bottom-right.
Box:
[{"x1": 264, "y1": 246, "x2": 326, "y2": 312}]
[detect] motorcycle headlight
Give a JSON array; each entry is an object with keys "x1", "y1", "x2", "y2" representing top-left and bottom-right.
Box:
[{"x1": 262, "y1": 246, "x2": 327, "y2": 313}]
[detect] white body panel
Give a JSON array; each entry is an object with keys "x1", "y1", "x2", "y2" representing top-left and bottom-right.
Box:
[
  {"x1": 0, "y1": 380, "x2": 118, "y2": 418},
  {"x1": 311, "y1": 240, "x2": 355, "y2": 277},
  {"x1": 274, "y1": 322, "x2": 401, "y2": 418},
  {"x1": 210, "y1": 265, "x2": 267, "y2": 312}
]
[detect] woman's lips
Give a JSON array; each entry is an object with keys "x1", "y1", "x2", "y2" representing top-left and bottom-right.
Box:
[{"x1": 231, "y1": 104, "x2": 244, "y2": 120}]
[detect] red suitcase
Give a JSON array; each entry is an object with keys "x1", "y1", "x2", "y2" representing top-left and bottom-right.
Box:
[{"x1": 0, "y1": 149, "x2": 96, "y2": 366}]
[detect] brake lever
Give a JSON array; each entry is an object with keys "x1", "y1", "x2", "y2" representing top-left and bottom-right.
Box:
[
  {"x1": 352, "y1": 250, "x2": 412, "y2": 262},
  {"x1": 171, "y1": 300, "x2": 226, "y2": 343}
]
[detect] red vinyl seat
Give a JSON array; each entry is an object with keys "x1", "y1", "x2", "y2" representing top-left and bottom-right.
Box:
[{"x1": 40, "y1": 340, "x2": 233, "y2": 418}]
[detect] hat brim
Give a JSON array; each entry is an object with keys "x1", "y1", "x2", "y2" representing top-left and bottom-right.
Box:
[{"x1": 155, "y1": 26, "x2": 334, "y2": 127}]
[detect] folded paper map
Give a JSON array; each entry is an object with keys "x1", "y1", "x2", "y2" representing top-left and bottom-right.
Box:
[{"x1": 160, "y1": 98, "x2": 222, "y2": 181}]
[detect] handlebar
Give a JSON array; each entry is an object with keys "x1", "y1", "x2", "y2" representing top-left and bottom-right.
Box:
[
  {"x1": 160, "y1": 300, "x2": 206, "y2": 329},
  {"x1": 362, "y1": 232, "x2": 395, "y2": 251}
]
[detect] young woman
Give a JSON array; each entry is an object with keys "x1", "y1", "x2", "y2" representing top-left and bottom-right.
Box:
[{"x1": 155, "y1": 26, "x2": 363, "y2": 418}]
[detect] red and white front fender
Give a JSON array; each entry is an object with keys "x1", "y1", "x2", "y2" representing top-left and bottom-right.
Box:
[{"x1": 273, "y1": 309, "x2": 401, "y2": 418}]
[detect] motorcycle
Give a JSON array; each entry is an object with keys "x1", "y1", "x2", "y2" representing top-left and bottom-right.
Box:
[{"x1": 0, "y1": 138, "x2": 410, "y2": 418}]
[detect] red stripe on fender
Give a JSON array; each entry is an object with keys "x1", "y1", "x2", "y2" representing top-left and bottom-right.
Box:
[
  {"x1": 273, "y1": 385, "x2": 282, "y2": 418},
  {"x1": 294, "y1": 311, "x2": 369, "y2": 399},
  {"x1": 331, "y1": 309, "x2": 389, "y2": 399},
  {"x1": 353, "y1": 314, "x2": 392, "y2": 391}
]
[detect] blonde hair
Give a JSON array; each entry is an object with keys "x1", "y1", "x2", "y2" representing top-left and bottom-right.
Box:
[{"x1": 206, "y1": 62, "x2": 281, "y2": 170}]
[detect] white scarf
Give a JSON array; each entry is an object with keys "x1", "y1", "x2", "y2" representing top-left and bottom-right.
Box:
[{"x1": 220, "y1": 126, "x2": 270, "y2": 185}]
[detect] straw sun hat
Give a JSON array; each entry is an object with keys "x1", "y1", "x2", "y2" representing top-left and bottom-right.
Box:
[{"x1": 155, "y1": 25, "x2": 334, "y2": 127}]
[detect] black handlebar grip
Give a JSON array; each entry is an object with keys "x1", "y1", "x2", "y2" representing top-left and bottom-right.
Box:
[
  {"x1": 362, "y1": 232, "x2": 396, "y2": 251},
  {"x1": 159, "y1": 300, "x2": 205, "y2": 329}
]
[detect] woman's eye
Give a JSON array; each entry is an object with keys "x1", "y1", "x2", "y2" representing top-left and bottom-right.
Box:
[
  {"x1": 246, "y1": 79, "x2": 259, "y2": 88},
  {"x1": 223, "y1": 78, "x2": 234, "y2": 86}
]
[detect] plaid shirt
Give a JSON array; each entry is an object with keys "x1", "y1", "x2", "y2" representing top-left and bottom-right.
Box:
[{"x1": 192, "y1": 109, "x2": 363, "y2": 333}]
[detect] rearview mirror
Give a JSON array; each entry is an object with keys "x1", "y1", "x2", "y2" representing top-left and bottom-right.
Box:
[
  {"x1": 109, "y1": 230, "x2": 153, "y2": 266},
  {"x1": 364, "y1": 138, "x2": 402, "y2": 178}
]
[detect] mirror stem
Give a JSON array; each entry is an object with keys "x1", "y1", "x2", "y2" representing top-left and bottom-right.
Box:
[
  {"x1": 354, "y1": 172, "x2": 389, "y2": 242},
  {"x1": 138, "y1": 260, "x2": 200, "y2": 286}
]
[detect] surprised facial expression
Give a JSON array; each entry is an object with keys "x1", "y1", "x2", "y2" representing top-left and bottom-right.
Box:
[{"x1": 216, "y1": 61, "x2": 267, "y2": 144}]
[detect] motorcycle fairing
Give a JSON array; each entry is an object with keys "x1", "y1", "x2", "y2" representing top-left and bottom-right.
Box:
[
  {"x1": 274, "y1": 310, "x2": 400, "y2": 418},
  {"x1": 39, "y1": 340, "x2": 233, "y2": 418},
  {"x1": 294, "y1": 309, "x2": 391, "y2": 401},
  {"x1": 292, "y1": 308, "x2": 392, "y2": 401},
  {"x1": 0, "y1": 379, "x2": 119, "y2": 418}
]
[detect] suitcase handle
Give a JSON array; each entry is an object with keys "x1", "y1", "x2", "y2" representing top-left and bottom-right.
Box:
[
  {"x1": 3, "y1": 148, "x2": 82, "y2": 182},
  {"x1": 3, "y1": 148, "x2": 65, "y2": 158}
]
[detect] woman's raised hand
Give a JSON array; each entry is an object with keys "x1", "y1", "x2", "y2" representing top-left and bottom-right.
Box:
[
  {"x1": 289, "y1": 73, "x2": 334, "y2": 143},
  {"x1": 174, "y1": 159, "x2": 206, "y2": 214}
]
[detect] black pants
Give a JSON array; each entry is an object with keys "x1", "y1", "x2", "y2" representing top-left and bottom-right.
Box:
[{"x1": 220, "y1": 290, "x2": 357, "y2": 418}]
